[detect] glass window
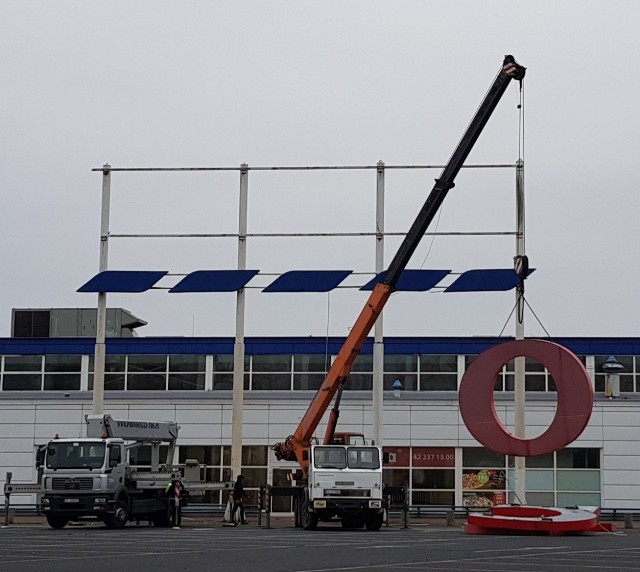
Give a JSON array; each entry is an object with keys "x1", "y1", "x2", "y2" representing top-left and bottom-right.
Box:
[
  {"x1": 383, "y1": 374, "x2": 417, "y2": 391},
  {"x1": 89, "y1": 374, "x2": 125, "y2": 391},
  {"x1": 213, "y1": 355, "x2": 234, "y2": 372},
  {"x1": 509, "y1": 453, "x2": 554, "y2": 468},
  {"x1": 169, "y1": 355, "x2": 205, "y2": 372},
  {"x1": 511, "y1": 491, "x2": 554, "y2": 506},
  {"x1": 44, "y1": 374, "x2": 80, "y2": 391},
  {"x1": 557, "y1": 470, "x2": 600, "y2": 491},
  {"x1": 128, "y1": 355, "x2": 167, "y2": 373},
  {"x1": 351, "y1": 354, "x2": 372, "y2": 372},
  {"x1": 314, "y1": 447, "x2": 347, "y2": 469},
  {"x1": 412, "y1": 469, "x2": 454, "y2": 489},
  {"x1": 421, "y1": 355, "x2": 457, "y2": 373},
  {"x1": 4, "y1": 355, "x2": 42, "y2": 372},
  {"x1": 238, "y1": 468, "x2": 267, "y2": 489},
  {"x1": 294, "y1": 355, "x2": 329, "y2": 372},
  {"x1": 525, "y1": 358, "x2": 545, "y2": 372},
  {"x1": 383, "y1": 469, "x2": 409, "y2": 487},
  {"x1": 384, "y1": 355, "x2": 418, "y2": 372},
  {"x1": 89, "y1": 354, "x2": 126, "y2": 373},
  {"x1": 179, "y1": 446, "x2": 220, "y2": 466},
  {"x1": 293, "y1": 373, "x2": 325, "y2": 391},
  {"x1": 525, "y1": 374, "x2": 546, "y2": 392},
  {"x1": 557, "y1": 448, "x2": 600, "y2": 469},
  {"x1": 168, "y1": 373, "x2": 205, "y2": 390},
  {"x1": 420, "y1": 374, "x2": 456, "y2": 391},
  {"x1": 213, "y1": 374, "x2": 233, "y2": 391},
  {"x1": 523, "y1": 470, "x2": 554, "y2": 491},
  {"x1": 2, "y1": 374, "x2": 42, "y2": 390},
  {"x1": 557, "y1": 492, "x2": 601, "y2": 507},
  {"x1": 242, "y1": 446, "x2": 268, "y2": 466},
  {"x1": 347, "y1": 447, "x2": 380, "y2": 470},
  {"x1": 463, "y1": 448, "x2": 506, "y2": 468},
  {"x1": 44, "y1": 355, "x2": 82, "y2": 372},
  {"x1": 251, "y1": 373, "x2": 291, "y2": 391},
  {"x1": 344, "y1": 373, "x2": 372, "y2": 391},
  {"x1": 127, "y1": 374, "x2": 166, "y2": 391},
  {"x1": 252, "y1": 355, "x2": 291, "y2": 373}
]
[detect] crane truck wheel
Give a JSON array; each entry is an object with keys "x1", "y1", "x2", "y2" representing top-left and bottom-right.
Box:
[
  {"x1": 300, "y1": 492, "x2": 318, "y2": 530},
  {"x1": 364, "y1": 511, "x2": 384, "y2": 531},
  {"x1": 105, "y1": 500, "x2": 129, "y2": 529},
  {"x1": 45, "y1": 514, "x2": 69, "y2": 529},
  {"x1": 301, "y1": 504, "x2": 318, "y2": 530}
]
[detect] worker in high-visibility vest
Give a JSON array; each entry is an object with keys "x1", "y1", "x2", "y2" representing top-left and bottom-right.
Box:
[{"x1": 165, "y1": 479, "x2": 185, "y2": 528}]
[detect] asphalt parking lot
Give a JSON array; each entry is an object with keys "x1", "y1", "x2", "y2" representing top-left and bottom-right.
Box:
[{"x1": 1, "y1": 521, "x2": 639, "y2": 572}]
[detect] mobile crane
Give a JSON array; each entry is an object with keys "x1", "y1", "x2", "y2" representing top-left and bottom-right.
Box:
[
  {"x1": 38, "y1": 414, "x2": 232, "y2": 529},
  {"x1": 272, "y1": 55, "x2": 526, "y2": 530}
]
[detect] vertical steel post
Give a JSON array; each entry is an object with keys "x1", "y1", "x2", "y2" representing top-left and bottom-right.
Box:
[
  {"x1": 372, "y1": 161, "x2": 385, "y2": 446},
  {"x1": 231, "y1": 164, "x2": 249, "y2": 479},
  {"x1": 513, "y1": 159, "x2": 526, "y2": 503},
  {"x1": 93, "y1": 164, "x2": 111, "y2": 415}
]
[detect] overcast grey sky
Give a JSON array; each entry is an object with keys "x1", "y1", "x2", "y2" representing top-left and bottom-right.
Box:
[{"x1": 2, "y1": 1, "x2": 639, "y2": 339}]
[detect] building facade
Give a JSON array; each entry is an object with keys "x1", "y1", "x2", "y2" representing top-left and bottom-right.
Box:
[{"x1": 1, "y1": 336, "x2": 639, "y2": 511}]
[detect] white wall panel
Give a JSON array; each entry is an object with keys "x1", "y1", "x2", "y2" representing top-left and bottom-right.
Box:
[
  {"x1": 604, "y1": 441, "x2": 640, "y2": 456},
  {"x1": 0, "y1": 407, "x2": 35, "y2": 424},
  {"x1": 603, "y1": 484, "x2": 640, "y2": 504},
  {"x1": 603, "y1": 455, "x2": 640, "y2": 471},
  {"x1": 1, "y1": 438, "x2": 34, "y2": 453},
  {"x1": 603, "y1": 470, "x2": 640, "y2": 486},
  {"x1": 33, "y1": 407, "x2": 85, "y2": 424},
  {"x1": 0, "y1": 424, "x2": 36, "y2": 438},
  {"x1": 178, "y1": 424, "x2": 222, "y2": 439}
]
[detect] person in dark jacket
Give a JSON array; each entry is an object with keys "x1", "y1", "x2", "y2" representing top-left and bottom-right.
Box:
[{"x1": 231, "y1": 474, "x2": 248, "y2": 525}]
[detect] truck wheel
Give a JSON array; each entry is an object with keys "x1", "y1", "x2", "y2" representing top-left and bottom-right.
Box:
[
  {"x1": 293, "y1": 496, "x2": 301, "y2": 528},
  {"x1": 46, "y1": 514, "x2": 69, "y2": 529},
  {"x1": 365, "y1": 511, "x2": 384, "y2": 531},
  {"x1": 105, "y1": 500, "x2": 129, "y2": 529},
  {"x1": 300, "y1": 499, "x2": 318, "y2": 530}
]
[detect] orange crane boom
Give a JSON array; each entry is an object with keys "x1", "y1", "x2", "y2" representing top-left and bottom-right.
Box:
[{"x1": 273, "y1": 55, "x2": 526, "y2": 475}]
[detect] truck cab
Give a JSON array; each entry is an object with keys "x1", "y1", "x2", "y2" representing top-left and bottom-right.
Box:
[
  {"x1": 305, "y1": 444, "x2": 385, "y2": 530},
  {"x1": 40, "y1": 437, "x2": 130, "y2": 529}
]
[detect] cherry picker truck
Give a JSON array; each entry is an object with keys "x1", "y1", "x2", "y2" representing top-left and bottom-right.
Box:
[
  {"x1": 36, "y1": 414, "x2": 232, "y2": 529},
  {"x1": 272, "y1": 55, "x2": 526, "y2": 530}
]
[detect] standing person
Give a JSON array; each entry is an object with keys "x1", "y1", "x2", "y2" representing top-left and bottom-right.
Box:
[
  {"x1": 165, "y1": 479, "x2": 185, "y2": 528},
  {"x1": 231, "y1": 474, "x2": 249, "y2": 525}
]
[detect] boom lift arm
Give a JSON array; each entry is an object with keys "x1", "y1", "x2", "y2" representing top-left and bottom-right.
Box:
[{"x1": 273, "y1": 55, "x2": 526, "y2": 474}]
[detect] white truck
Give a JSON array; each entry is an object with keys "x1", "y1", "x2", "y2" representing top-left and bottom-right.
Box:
[
  {"x1": 298, "y1": 442, "x2": 385, "y2": 530},
  {"x1": 38, "y1": 414, "x2": 230, "y2": 529}
]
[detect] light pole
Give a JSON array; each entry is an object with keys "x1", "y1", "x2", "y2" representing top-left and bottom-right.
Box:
[{"x1": 602, "y1": 356, "x2": 624, "y2": 399}]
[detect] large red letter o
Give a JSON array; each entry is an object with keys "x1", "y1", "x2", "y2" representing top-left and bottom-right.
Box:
[{"x1": 459, "y1": 340, "x2": 593, "y2": 456}]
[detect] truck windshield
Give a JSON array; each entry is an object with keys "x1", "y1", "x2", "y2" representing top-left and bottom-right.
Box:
[
  {"x1": 46, "y1": 441, "x2": 106, "y2": 470},
  {"x1": 313, "y1": 446, "x2": 347, "y2": 469},
  {"x1": 347, "y1": 447, "x2": 380, "y2": 470}
]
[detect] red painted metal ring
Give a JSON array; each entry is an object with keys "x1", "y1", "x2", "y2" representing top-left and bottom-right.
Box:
[{"x1": 459, "y1": 340, "x2": 593, "y2": 456}]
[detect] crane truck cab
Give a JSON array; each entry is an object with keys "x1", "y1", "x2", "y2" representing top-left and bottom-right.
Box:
[
  {"x1": 38, "y1": 414, "x2": 234, "y2": 530},
  {"x1": 39, "y1": 435, "x2": 136, "y2": 529},
  {"x1": 304, "y1": 444, "x2": 385, "y2": 530}
]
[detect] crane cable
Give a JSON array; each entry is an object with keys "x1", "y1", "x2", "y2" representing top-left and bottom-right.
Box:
[{"x1": 500, "y1": 79, "x2": 553, "y2": 339}]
